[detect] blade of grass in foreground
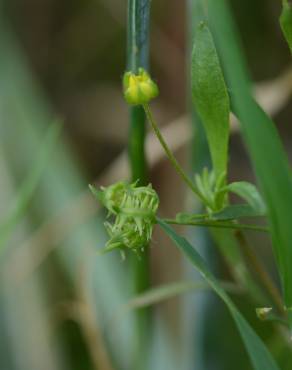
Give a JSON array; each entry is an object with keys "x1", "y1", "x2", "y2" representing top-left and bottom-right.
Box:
[
  {"x1": 206, "y1": 0, "x2": 292, "y2": 324},
  {"x1": 0, "y1": 121, "x2": 61, "y2": 253},
  {"x1": 158, "y1": 219, "x2": 281, "y2": 370}
]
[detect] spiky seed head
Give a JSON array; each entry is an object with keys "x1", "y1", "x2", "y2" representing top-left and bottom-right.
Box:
[{"x1": 90, "y1": 181, "x2": 159, "y2": 256}]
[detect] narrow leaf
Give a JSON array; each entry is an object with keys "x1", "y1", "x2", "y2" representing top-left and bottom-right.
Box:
[
  {"x1": 113, "y1": 280, "x2": 238, "y2": 320},
  {"x1": 280, "y1": 1, "x2": 292, "y2": 53},
  {"x1": 212, "y1": 204, "x2": 265, "y2": 220},
  {"x1": 191, "y1": 22, "x2": 230, "y2": 177},
  {"x1": 158, "y1": 219, "x2": 281, "y2": 370},
  {"x1": 0, "y1": 121, "x2": 61, "y2": 252},
  {"x1": 119, "y1": 281, "x2": 208, "y2": 315},
  {"x1": 177, "y1": 204, "x2": 264, "y2": 223},
  {"x1": 226, "y1": 182, "x2": 266, "y2": 214}
]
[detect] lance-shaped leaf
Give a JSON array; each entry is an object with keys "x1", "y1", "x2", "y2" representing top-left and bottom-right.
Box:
[
  {"x1": 158, "y1": 219, "x2": 281, "y2": 370},
  {"x1": 191, "y1": 23, "x2": 230, "y2": 177},
  {"x1": 226, "y1": 181, "x2": 266, "y2": 214}
]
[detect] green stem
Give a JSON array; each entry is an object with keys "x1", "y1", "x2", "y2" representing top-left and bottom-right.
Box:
[
  {"x1": 162, "y1": 218, "x2": 269, "y2": 233},
  {"x1": 235, "y1": 231, "x2": 285, "y2": 315},
  {"x1": 127, "y1": 1, "x2": 151, "y2": 369},
  {"x1": 128, "y1": 107, "x2": 148, "y2": 185},
  {"x1": 143, "y1": 103, "x2": 211, "y2": 206}
]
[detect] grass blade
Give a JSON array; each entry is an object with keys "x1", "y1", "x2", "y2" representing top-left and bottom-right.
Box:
[
  {"x1": 0, "y1": 121, "x2": 61, "y2": 252},
  {"x1": 158, "y1": 219, "x2": 281, "y2": 370},
  {"x1": 112, "y1": 281, "x2": 209, "y2": 325}
]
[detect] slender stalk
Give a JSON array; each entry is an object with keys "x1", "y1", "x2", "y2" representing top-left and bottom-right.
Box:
[
  {"x1": 235, "y1": 231, "x2": 285, "y2": 315},
  {"x1": 142, "y1": 104, "x2": 212, "y2": 206},
  {"x1": 128, "y1": 107, "x2": 148, "y2": 185},
  {"x1": 127, "y1": 1, "x2": 151, "y2": 369},
  {"x1": 162, "y1": 218, "x2": 269, "y2": 233}
]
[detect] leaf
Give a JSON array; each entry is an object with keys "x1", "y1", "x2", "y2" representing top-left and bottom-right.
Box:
[
  {"x1": 158, "y1": 219, "x2": 281, "y2": 370},
  {"x1": 280, "y1": 1, "x2": 292, "y2": 54},
  {"x1": 191, "y1": 22, "x2": 230, "y2": 177},
  {"x1": 88, "y1": 184, "x2": 101, "y2": 200},
  {"x1": 0, "y1": 121, "x2": 61, "y2": 252},
  {"x1": 207, "y1": 0, "x2": 292, "y2": 324},
  {"x1": 176, "y1": 212, "x2": 207, "y2": 223},
  {"x1": 172, "y1": 213, "x2": 268, "y2": 232},
  {"x1": 212, "y1": 204, "x2": 265, "y2": 220},
  {"x1": 226, "y1": 182, "x2": 266, "y2": 214},
  {"x1": 176, "y1": 204, "x2": 264, "y2": 223}
]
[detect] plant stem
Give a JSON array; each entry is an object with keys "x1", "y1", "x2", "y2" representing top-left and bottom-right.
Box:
[
  {"x1": 143, "y1": 103, "x2": 210, "y2": 206},
  {"x1": 127, "y1": 1, "x2": 151, "y2": 369},
  {"x1": 128, "y1": 107, "x2": 148, "y2": 185},
  {"x1": 163, "y1": 218, "x2": 269, "y2": 233},
  {"x1": 235, "y1": 231, "x2": 285, "y2": 315}
]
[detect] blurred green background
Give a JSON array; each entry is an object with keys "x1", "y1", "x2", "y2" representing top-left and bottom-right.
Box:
[{"x1": 0, "y1": 1, "x2": 291, "y2": 369}]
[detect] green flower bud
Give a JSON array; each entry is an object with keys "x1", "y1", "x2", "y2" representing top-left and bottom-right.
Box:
[
  {"x1": 104, "y1": 220, "x2": 151, "y2": 254},
  {"x1": 89, "y1": 181, "x2": 128, "y2": 215},
  {"x1": 123, "y1": 68, "x2": 159, "y2": 105},
  {"x1": 90, "y1": 181, "x2": 159, "y2": 255}
]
